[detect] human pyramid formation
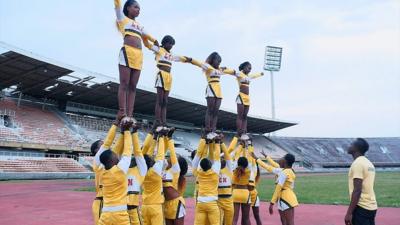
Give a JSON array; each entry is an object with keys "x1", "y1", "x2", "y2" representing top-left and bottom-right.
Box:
[{"x1": 91, "y1": 1, "x2": 298, "y2": 225}]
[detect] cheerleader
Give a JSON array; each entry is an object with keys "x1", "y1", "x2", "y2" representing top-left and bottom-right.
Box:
[
  {"x1": 114, "y1": 0, "x2": 158, "y2": 121},
  {"x1": 192, "y1": 138, "x2": 221, "y2": 225},
  {"x1": 142, "y1": 130, "x2": 167, "y2": 225},
  {"x1": 231, "y1": 141, "x2": 252, "y2": 225},
  {"x1": 187, "y1": 53, "x2": 239, "y2": 139},
  {"x1": 163, "y1": 129, "x2": 189, "y2": 225},
  {"x1": 126, "y1": 130, "x2": 148, "y2": 225},
  {"x1": 250, "y1": 152, "x2": 298, "y2": 225},
  {"x1": 218, "y1": 134, "x2": 235, "y2": 225},
  {"x1": 144, "y1": 35, "x2": 190, "y2": 130},
  {"x1": 235, "y1": 61, "x2": 264, "y2": 139}
]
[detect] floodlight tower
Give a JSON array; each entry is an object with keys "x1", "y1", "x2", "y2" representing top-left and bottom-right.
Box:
[{"x1": 264, "y1": 46, "x2": 282, "y2": 120}]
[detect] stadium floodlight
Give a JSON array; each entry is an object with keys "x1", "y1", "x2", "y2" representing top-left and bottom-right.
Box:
[{"x1": 264, "y1": 46, "x2": 282, "y2": 121}]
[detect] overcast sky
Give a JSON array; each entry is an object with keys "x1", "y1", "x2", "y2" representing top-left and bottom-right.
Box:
[{"x1": 1, "y1": 0, "x2": 399, "y2": 137}]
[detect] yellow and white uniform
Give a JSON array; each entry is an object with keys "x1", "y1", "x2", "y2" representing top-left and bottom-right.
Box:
[
  {"x1": 218, "y1": 143, "x2": 234, "y2": 225},
  {"x1": 192, "y1": 143, "x2": 221, "y2": 225},
  {"x1": 114, "y1": 0, "x2": 156, "y2": 70},
  {"x1": 92, "y1": 125, "x2": 119, "y2": 225},
  {"x1": 126, "y1": 132, "x2": 148, "y2": 225},
  {"x1": 231, "y1": 144, "x2": 253, "y2": 204},
  {"x1": 142, "y1": 137, "x2": 165, "y2": 225},
  {"x1": 232, "y1": 168, "x2": 252, "y2": 204},
  {"x1": 235, "y1": 72, "x2": 263, "y2": 106},
  {"x1": 256, "y1": 159, "x2": 299, "y2": 211},
  {"x1": 191, "y1": 59, "x2": 239, "y2": 98},
  {"x1": 348, "y1": 156, "x2": 377, "y2": 211},
  {"x1": 95, "y1": 128, "x2": 133, "y2": 225},
  {"x1": 163, "y1": 138, "x2": 186, "y2": 219},
  {"x1": 144, "y1": 43, "x2": 187, "y2": 91}
]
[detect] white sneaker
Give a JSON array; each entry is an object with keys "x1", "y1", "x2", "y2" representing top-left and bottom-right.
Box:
[
  {"x1": 155, "y1": 126, "x2": 164, "y2": 133},
  {"x1": 240, "y1": 134, "x2": 249, "y2": 141},
  {"x1": 212, "y1": 132, "x2": 219, "y2": 139},
  {"x1": 206, "y1": 132, "x2": 215, "y2": 140},
  {"x1": 121, "y1": 116, "x2": 130, "y2": 124}
]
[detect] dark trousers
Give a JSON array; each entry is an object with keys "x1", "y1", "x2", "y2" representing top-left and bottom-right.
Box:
[{"x1": 352, "y1": 205, "x2": 377, "y2": 225}]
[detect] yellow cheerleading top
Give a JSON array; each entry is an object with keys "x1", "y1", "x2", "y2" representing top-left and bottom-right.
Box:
[
  {"x1": 144, "y1": 43, "x2": 187, "y2": 69},
  {"x1": 127, "y1": 132, "x2": 148, "y2": 206},
  {"x1": 94, "y1": 129, "x2": 133, "y2": 210},
  {"x1": 236, "y1": 72, "x2": 263, "y2": 87},
  {"x1": 142, "y1": 137, "x2": 165, "y2": 205},
  {"x1": 192, "y1": 141, "x2": 221, "y2": 203},
  {"x1": 162, "y1": 138, "x2": 180, "y2": 190},
  {"x1": 230, "y1": 143, "x2": 256, "y2": 186},
  {"x1": 92, "y1": 131, "x2": 125, "y2": 199},
  {"x1": 256, "y1": 158, "x2": 298, "y2": 207},
  {"x1": 232, "y1": 168, "x2": 251, "y2": 186},
  {"x1": 93, "y1": 124, "x2": 118, "y2": 198},
  {"x1": 114, "y1": 0, "x2": 156, "y2": 42},
  {"x1": 190, "y1": 59, "x2": 238, "y2": 84},
  {"x1": 218, "y1": 143, "x2": 233, "y2": 196}
]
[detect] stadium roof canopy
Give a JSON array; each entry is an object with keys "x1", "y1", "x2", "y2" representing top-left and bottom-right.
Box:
[{"x1": 0, "y1": 42, "x2": 296, "y2": 133}]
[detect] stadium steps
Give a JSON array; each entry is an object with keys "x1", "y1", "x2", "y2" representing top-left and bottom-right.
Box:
[
  {"x1": 0, "y1": 158, "x2": 89, "y2": 173},
  {"x1": 51, "y1": 109, "x2": 81, "y2": 135},
  {"x1": 0, "y1": 98, "x2": 87, "y2": 150}
]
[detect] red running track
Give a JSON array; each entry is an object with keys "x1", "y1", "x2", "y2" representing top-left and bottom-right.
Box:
[{"x1": 0, "y1": 180, "x2": 398, "y2": 225}]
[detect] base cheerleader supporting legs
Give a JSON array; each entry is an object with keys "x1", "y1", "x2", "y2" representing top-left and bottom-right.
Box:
[
  {"x1": 211, "y1": 98, "x2": 222, "y2": 132},
  {"x1": 118, "y1": 65, "x2": 141, "y2": 118},
  {"x1": 236, "y1": 104, "x2": 250, "y2": 135},
  {"x1": 126, "y1": 69, "x2": 140, "y2": 117}
]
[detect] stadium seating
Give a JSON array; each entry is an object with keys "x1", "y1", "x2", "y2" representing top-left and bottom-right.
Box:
[
  {"x1": 67, "y1": 113, "x2": 114, "y2": 132},
  {"x1": 0, "y1": 98, "x2": 85, "y2": 149},
  {"x1": 0, "y1": 158, "x2": 89, "y2": 172},
  {"x1": 251, "y1": 135, "x2": 288, "y2": 158},
  {"x1": 269, "y1": 137, "x2": 400, "y2": 168}
]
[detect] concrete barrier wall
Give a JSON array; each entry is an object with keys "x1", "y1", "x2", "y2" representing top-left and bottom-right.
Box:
[
  {"x1": 1, "y1": 168, "x2": 398, "y2": 181},
  {"x1": 0, "y1": 172, "x2": 94, "y2": 180}
]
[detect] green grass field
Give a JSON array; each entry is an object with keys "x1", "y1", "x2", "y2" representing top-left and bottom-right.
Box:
[{"x1": 76, "y1": 172, "x2": 400, "y2": 207}]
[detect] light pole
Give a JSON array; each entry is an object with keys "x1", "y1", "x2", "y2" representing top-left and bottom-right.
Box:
[{"x1": 264, "y1": 46, "x2": 282, "y2": 120}]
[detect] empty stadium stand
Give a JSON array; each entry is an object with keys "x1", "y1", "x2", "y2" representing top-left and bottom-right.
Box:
[
  {"x1": 0, "y1": 97, "x2": 87, "y2": 151},
  {"x1": 0, "y1": 158, "x2": 89, "y2": 173},
  {"x1": 67, "y1": 113, "x2": 114, "y2": 132},
  {"x1": 269, "y1": 137, "x2": 400, "y2": 168}
]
